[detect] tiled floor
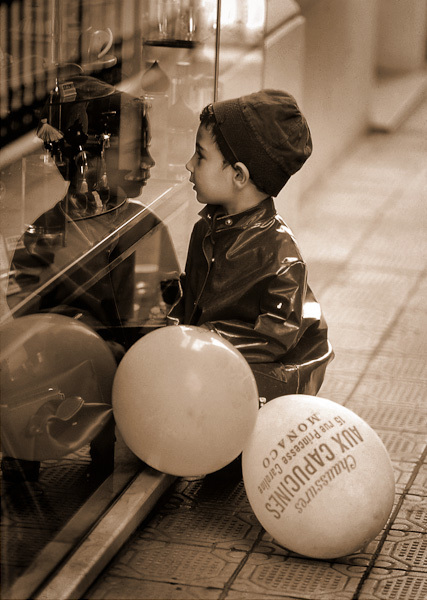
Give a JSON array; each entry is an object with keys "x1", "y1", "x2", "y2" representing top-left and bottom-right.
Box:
[
  {"x1": 0, "y1": 435, "x2": 144, "y2": 598},
  {"x1": 84, "y1": 97, "x2": 427, "y2": 600}
]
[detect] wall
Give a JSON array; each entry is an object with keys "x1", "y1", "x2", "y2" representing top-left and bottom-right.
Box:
[
  {"x1": 218, "y1": 0, "x2": 381, "y2": 227},
  {"x1": 377, "y1": 0, "x2": 427, "y2": 73},
  {"x1": 297, "y1": 0, "x2": 380, "y2": 193},
  {"x1": 263, "y1": 10, "x2": 305, "y2": 229}
]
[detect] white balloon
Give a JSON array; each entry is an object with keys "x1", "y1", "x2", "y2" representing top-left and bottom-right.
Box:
[
  {"x1": 113, "y1": 326, "x2": 259, "y2": 476},
  {"x1": 242, "y1": 394, "x2": 395, "y2": 559}
]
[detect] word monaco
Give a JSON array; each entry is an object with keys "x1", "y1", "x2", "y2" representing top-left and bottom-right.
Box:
[{"x1": 257, "y1": 411, "x2": 365, "y2": 518}]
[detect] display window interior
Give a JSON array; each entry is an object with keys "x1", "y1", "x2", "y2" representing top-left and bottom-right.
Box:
[{"x1": 0, "y1": 1, "x2": 268, "y2": 596}]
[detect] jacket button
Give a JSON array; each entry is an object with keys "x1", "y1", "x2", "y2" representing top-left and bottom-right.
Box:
[
  {"x1": 225, "y1": 218, "x2": 233, "y2": 226},
  {"x1": 211, "y1": 257, "x2": 215, "y2": 262}
]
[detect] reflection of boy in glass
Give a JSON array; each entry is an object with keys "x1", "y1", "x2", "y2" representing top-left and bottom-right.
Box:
[
  {"x1": 8, "y1": 78, "x2": 179, "y2": 351},
  {"x1": 3, "y1": 79, "x2": 180, "y2": 482}
]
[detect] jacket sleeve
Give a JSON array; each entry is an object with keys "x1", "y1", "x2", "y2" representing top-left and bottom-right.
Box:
[{"x1": 200, "y1": 260, "x2": 320, "y2": 363}]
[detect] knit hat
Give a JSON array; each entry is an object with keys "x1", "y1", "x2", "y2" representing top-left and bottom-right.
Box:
[{"x1": 210, "y1": 89, "x2": 312, "y2": 197}]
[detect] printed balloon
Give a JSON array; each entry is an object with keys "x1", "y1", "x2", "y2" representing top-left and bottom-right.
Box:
[{"x1": 242, "y1": 394, "x2": 395, "y2": 559}]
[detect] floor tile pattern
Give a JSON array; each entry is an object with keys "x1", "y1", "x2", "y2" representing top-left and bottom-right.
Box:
[
  {"x1": 1, "y1": 448, "x2": 93, "y2": 586},
  {"x1": 86, "y1": 99, "x2": 427, "y2": 599}
]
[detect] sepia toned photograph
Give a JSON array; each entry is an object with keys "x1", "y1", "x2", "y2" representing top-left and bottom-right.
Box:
[{"x1": 1, "y1": 2, "x2": 426, "y2": 599}]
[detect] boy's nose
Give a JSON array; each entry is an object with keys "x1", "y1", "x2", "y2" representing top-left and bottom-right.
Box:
[{"x1": 186, "y1": 155, "x2": 194, "y2": 173}]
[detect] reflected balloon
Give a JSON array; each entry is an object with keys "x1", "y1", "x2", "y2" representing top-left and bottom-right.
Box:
[
  {"x1": 242, "y1": 394, "x2": 395, "y2": 559},
  {"x1": 112, "y1": 325, "x2": 259, "y2": 476},
  {"x1": 0, "y1": 313, "x2": 117, "y2": 460}
]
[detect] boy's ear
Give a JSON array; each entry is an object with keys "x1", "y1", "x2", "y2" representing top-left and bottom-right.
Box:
[{"x1": 232, "y1": 162, "x2": 251, "y2": 187}]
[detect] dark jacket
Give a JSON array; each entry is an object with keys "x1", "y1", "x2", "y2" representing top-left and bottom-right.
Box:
[{"x1": 168, "y1": 197, "x2": 333, "y2": 400}]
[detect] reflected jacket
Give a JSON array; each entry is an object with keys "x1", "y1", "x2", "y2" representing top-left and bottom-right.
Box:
[{"x1": 168, "y1": 197, "x2": 333, "y2": 399}]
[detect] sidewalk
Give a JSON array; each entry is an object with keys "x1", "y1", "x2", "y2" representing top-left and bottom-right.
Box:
[{"x1": 82, "y1": 97, "x2": 427, "y2": 600}]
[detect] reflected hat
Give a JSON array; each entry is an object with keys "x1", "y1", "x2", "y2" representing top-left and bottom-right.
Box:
[{"x1": 210, "y1": 89, "x2": 312, "y2": 196}]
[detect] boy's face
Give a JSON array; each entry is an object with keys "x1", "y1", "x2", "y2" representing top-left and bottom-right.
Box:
[{"x1": 186, "y1": 124, "x2": 235, "y2": 209}]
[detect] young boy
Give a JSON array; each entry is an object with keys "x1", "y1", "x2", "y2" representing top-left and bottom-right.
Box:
[{"x1": 168, "y1": 89, "x2": 333, "y2": 402}]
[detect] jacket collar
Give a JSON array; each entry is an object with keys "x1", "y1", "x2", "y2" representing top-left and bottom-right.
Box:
[{"x1": 199, "y1": 197, "x2": 275, "y2": 231}]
